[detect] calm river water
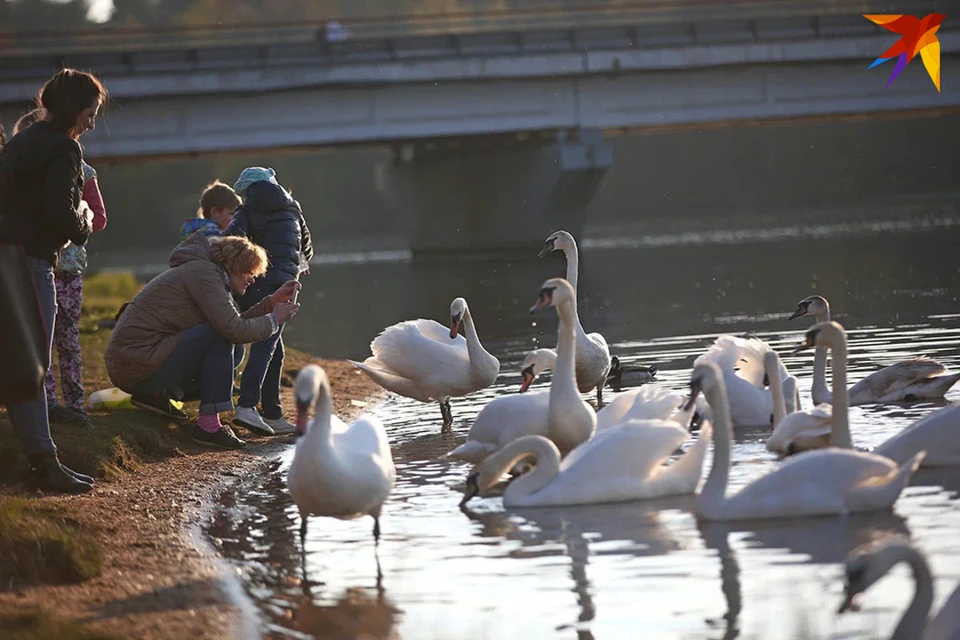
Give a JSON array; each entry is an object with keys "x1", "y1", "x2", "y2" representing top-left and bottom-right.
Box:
[{"x1": 202, "y1": 217, "x2": 960, "y2": 640}]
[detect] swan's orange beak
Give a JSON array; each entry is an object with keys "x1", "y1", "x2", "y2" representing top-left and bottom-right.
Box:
[
  {"x1": 519, "y1": 370, "x2": 535, "y2": 393},
  {"x1": 449, "y1": 314, "x2": 461, "y2": 339}
]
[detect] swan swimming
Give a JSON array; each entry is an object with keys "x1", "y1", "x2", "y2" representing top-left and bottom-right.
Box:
[
  {"x1": 764, "y1": 350, "x2": 834, "y2": 455},
  {"x1": 792, "y1": 321, "x2": 960, "y2": 468},
  {"x1": 686, "y1": 356, "x2": 924, "y2": 521},
  {"x1": 288, "y1": 365, "x2": 396, "y2": 548},
  {"x1": 838, "y1": 537, "x2": 960, "y2": 640},
  {"x1": 349, "y1": 297, "x2": 500, "y2": 432},
  {"x1": 790, "y1": 295, "x2": 960, "y2": 405},
  {"x1": 538, "y1": 230, "x2": 612, "y2": 405}
]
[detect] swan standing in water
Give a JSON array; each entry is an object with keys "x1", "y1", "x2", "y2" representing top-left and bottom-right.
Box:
[
  {"x1": 838, "y1": 538, "x2": 960, "y2": 640},
  {"x1": 685, "y1": 357, "x2": 924, "y2": 521},
  {"x1": 793, "y1": 322, "x2": 960, "y2": 467},
  {"x1": 764, "y1": 350, "x2": 834, "y2": 455},
  {"x1": 790, "y1": 295, "x2": 960, "y2": 405},
  {"x1": 538, "y1": 231, "x2": 611, "y2": 406},
  {"x1": 288, "y1": 365, "x2": 396, "y2": 549},
  {"x1": 445, "y1": 349, "x2": 555, "y2": 465},
  {"x1": 349, "y1": 297, "x2": 500, "y2": 432}
]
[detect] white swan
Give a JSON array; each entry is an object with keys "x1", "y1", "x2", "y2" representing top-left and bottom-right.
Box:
[
  {"x1": 459, "y1": 419, "x2": 712, "y2": 508},
  {"x1": 693, "y1": 334, "x2": 789, "y2": 428},
  {"x1": 764, "y1": 350, "x2": 834, "y2": 455},
  {"x1": 445, "y1": 350, "x2": 556, "y2": 465},
  {"x1": 538, "y1": 230, "x2": 611, "y2": 405},
  {"x1": 349, "y1": 297, "x2": 500, "y2": 432},
  {"x1": 595, "y1": 383, "x2": 703, "y2": 431},
  {"x1": 518, "y1": 348, "x2": 557, "y2": 392},
  {"x1": 790, "y1": 295, "x2": 960, "y2": 405},
  {"x1": 793, "y1": 322, "x2": 960, "y2": 468},
  {"x1": 686, "y1": 357, "x2": 924, "y2": 521},
  {"x1": 529, "y1": 277, "x2": 597, "y2": 453},
  {"x1": 838, "y1": 537, "x2": 960, "y2": 640},
  {"x1": 288, "y1": 365, "x2": 396, "y2": 547}
]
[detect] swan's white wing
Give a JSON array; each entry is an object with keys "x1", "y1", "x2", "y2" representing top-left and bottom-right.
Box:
[
  {"x1": 596, "y1": 385, "x2": 684, "y2": 430},
  {"x1": 722, "y1": 372, "x2": 774, "y2": 428},
  {"x1": 766, "y1": 404, "x2": 833, "y2": 453},
  {"x1": 446, "y1": 392, "x2": 551, "y2": 462},
  {"x1": 368, "y1": 319, "x2": 470, "y2": 382},
  {"x1": 873, "y1": 403, "x2": 960, "y2": 467},
  {"x1": 413, "y1": 318, "x2": 469, "y2": 349},
  {"x1": 695, "y1": 335, "x2": 779, "y2": 389},
  {"x1": 720, "y1": 449, "x2": 897, "y2": 519},
  {"x1": 849, "y1": 357, "x2": 946, "y2": 402},
  {"x1": 560, "y1": 419, "x2": 687, "y2": 478}
]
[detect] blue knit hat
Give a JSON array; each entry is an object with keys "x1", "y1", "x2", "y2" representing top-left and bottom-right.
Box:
[{"x1": 233, "y1": 167, "x2": 278, "y2": 197}]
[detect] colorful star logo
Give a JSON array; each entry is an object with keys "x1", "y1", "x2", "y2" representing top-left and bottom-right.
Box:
[{"x1": 863, "y1": 13, "x2": 945, "y2": 92}]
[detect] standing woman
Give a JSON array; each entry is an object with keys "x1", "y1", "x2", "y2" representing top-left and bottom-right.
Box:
[{"x1": 0, "y1": 68, "x2": 107, "y2": 494}]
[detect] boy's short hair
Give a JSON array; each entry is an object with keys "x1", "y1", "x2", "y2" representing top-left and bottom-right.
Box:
[{"x1": 198, "y1": 180, "x2": 241, "y2": 219}]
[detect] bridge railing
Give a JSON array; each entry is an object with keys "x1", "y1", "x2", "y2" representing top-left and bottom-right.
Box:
[{"x1": 0, "y1": 0, "x2": 948, "y2": 58}]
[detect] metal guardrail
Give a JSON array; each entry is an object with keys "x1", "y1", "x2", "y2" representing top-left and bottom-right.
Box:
[{"x1": 0, "y1": 0, "x2": 950, "y2": 58}]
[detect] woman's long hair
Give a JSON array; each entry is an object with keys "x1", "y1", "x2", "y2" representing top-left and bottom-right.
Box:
[{"x1": 17, "y1": 68, "x2": 108, "y2": 139}]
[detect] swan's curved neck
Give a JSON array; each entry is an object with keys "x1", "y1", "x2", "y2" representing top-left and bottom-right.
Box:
[
  {"x1": 827, "y1": 333, "x2": 852, "y2": 449},
  {"x1": 306, "y1": 381, "x2": 333, "y2": 446},
  {"x1": 492, "y1": 438, "x2": 561, "y2": 501},
  {"x1": 551, "y1": 298, "x2": 581, "y2": 402},
  {"x1": 892, "y1": 546, "x2": 934, "y2": 640},
  {"x1": 769, "y1": 361, "x2": 787, "y2": 426},
  {"x1": 810, "y1": 305, "x2": 831, "y2": 403},
  {"x1": 461, "y1": 305, "x2": 490, "y2": 364},
  {"x1": 698, "y1": 376, "x2": 733, "y2": 518},
  {"x1": 561, "y1": 243, "x2": 580, "y2": 293}
]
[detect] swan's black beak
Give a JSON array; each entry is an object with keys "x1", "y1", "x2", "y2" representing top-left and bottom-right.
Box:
[
  {"x1": 537, "y1": 239, "x2": 555, "y2": 259},
  {"x1": 450, "y1": 313, "x2": 462, "y2": 339},
  {"x1": 295, "y1": 396, "x2": 311, "y2": 437},
  {"x1": 530, "y1": 287, "x2": 554, "y2": 314},
  {"x1": 459, "y1": 472, "x2": 480, "y2": 507},
  {"x1": 788, "y1": 305, "x2": 808, "y2": 321},
  {"x1": 790, "y1": 335, "x2": 816, "y2": 355},
  {"x1": 519, "y1": 367, "x2": 535, "y2": 393},
  {"x1": 763, "y1": 372, "x2": 770, "y2": 387},
  {"x1": 837, "y1": 586, "x2": 862, "y2": 614}
]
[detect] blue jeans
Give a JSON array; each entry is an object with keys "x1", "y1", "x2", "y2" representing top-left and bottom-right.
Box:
[
  {"x1": 130, "y1": 323, "x2": 242, "y2": 415},
  {"x1": 236, "y1": 278, "x2": 284, "y2": 419},
  {"x1": 7, "y1": 257, "x2": 57, "y2": 454}
]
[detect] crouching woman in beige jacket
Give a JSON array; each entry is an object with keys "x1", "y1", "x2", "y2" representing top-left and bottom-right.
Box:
[{"x1": 105, "y1": 232, "x2": 300, "y2": 449}]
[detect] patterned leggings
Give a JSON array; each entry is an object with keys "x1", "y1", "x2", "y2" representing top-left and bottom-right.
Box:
[{"x1": 44, "y1": 272, "x2": 84, "y2": 411}]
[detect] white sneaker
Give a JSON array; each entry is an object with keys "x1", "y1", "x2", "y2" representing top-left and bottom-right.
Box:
[
  {"x1": 232, "y1": 406, "x2": 275, "y2": 436},
  {"x1": 264, "y1": 416, "x2": 296, "y2": 435}
]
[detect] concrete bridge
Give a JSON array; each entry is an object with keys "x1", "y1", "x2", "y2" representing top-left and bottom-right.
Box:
[{"x1": 1, "y1": 0, "x2": 956, "y2": 255}]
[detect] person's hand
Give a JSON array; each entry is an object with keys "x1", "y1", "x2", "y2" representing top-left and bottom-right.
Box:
[
  {"x1": 271, "y1": 301, "x2": 300, "y2": 324},
  {"x1": 271, "y1": 280, "x2": 301, "y2": 305}
]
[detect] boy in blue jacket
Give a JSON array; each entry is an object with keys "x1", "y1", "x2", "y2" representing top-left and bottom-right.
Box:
[{"x1": 226, "y1": 167, "x2": 313, "y2": 435}]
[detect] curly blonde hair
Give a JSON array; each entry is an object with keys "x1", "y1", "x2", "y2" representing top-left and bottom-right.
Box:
[{"x1": 208, "y1": 236, "x2": 268, "y2": 277}]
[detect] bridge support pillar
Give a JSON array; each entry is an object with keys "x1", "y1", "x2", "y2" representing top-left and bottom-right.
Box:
[{"x1": 389, "y1": 130, "x2": 612, "y2": 259}]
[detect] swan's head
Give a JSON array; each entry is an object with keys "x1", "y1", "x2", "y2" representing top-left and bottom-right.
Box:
[
  {"x1": 529, "y1": 277, "x2": 574, "y2": 314},
  {"x1": 449, "y1": 297, "x2": 468, "y2": 339},
  {"x1": 460, "y1": 455, "x2": 520, "y2": 507},
  {"x1": 537, "y1": 230, "x2": 575, "y2": 259},
  {"x1": 837, "y1": 537, "x2": 913, "y2": 614},
  {"x1": 789, "y1": 295, "x2": 829, "y2": 321},
  {"x1": 790, "y1": 320, "x2": 847, "y2": 355},
  {"x1": 683, "y1": 362, "x2": 723, "y2": 412},
  {"x1": 762, "y1": 351, "x2": 782, "y2": 387},
  {"x1": 518, "y1": 348, "x2": 557, "y2": 392},
  {"x1": 294, "y1": 364, "x2": 328, "y2": 437}
]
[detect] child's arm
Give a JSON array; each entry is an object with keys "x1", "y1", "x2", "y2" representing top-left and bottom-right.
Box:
[
  {"x1": 299, "y1": 213, "x2": 314, "y2": 262},
  {"x1": 82, "y1": 170, "x2": 107, "y2": 232}
]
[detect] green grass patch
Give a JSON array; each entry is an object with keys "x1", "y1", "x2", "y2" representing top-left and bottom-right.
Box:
[
  {"x1": 0, "y1": 498, "x2": 102, "y2": 589},
  {"x1": 0, "y1": 611, "x2": 120, "y2": 639}
]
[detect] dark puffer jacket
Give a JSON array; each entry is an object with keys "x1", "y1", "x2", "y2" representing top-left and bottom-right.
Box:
[
  {"x1": 225, "y1": 180, "x2": 313, "y2": 286},
  {"x1": 0, "y1": 121, "x2": 92, "y2": 266}
]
